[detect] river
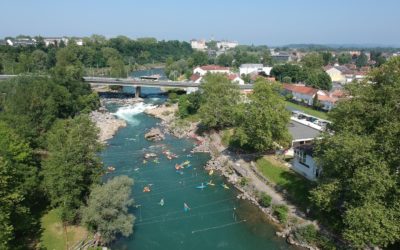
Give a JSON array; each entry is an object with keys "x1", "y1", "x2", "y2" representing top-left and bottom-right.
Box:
[{"x1": 100, "y1": 70, "x2": 296, "y2": 250}]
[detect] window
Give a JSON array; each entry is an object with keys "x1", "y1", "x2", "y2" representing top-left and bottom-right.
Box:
[{"x1": 295, "y1": 149, "x2": 309, "y2": 168}]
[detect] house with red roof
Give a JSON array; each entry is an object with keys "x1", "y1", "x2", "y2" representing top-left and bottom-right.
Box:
[
  {"x1": 283, "y1": 84, "x2": 344, "y2": 111},
  {"x1": 227, "y1": 74, "x2": 244, "y2": 85},
  {"x1": 189, "y1": 73, "x2": 203, "y2": 83},
  {"x1": 193, "y1": 65, "x2": 231, "y2": 76},
  {"x1": 283, "y1": 84, "x2": 318, "y2": 106}
]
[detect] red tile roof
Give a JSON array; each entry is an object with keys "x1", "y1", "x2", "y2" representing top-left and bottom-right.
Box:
[
  {"x1": 227, "y1": 74, "x2": 239, "y2": 81},
  {"x1": 190, "y1": 74, "x2": 202, "y2": 82},
  {"x1": 200, "y1": 65, "x2": 230, "y2": 71},
  {"x1": 318, "y1": 94, "x2": 337, "y2": 103},
  {"x1": 283, "y1": 84, "x2": 318, "y2": 96},
  {"x1": 330, "y1": 89, "x2": 345, "y2": 98}
]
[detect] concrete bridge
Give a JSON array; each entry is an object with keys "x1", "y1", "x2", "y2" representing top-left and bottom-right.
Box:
[{"x1": 0, "y1": 75, "x2": 254, "y2": 97}]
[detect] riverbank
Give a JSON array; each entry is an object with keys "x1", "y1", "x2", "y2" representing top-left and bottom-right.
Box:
[
  {"x1": 145, "y1": 103, "x2": 322, "y2": 250},
  {"x1": 90, "y1": 97, "x2": 143, "y2": 143}
]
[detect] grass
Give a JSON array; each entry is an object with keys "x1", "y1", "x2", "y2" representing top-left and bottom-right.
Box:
[
  {"x1": 40, "y1": 208, "x2": 89, "y2": 250},
  {"x1": 256, "y1": 156, "x2": 315, "y2": 209},
  {"x1": 285, "y1": 101, "x2": 329, "y2": 120}
]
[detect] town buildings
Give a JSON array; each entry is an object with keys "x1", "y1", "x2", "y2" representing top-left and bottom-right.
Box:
[
  {"x1": 190, "y1": 39, "x2": 207, "y2": 51},
  {"x1": 239, "y1": 64, "x2": 272, "y2": 76},
  {"x1": 193, "y1": 65, "x2": 231, "y2": 76}
]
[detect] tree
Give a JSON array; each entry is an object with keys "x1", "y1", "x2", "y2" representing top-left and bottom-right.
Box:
[
  {"x1": 311, "y1": 57, "x2": 400, "y2": 248},
  {"x1": 31, "y1": 49, "x2": 48, "y2": 71},
  {"x1": 53, "y1": 44, "x2": 84, "y2": 82},
  {"x1": 232, "y1": 79, "x2": 291, "y2": 151},
  {"x1": 191, "y1": 51, "x2": 209, "y2": 66},
  {"x1": 312, "y1": 94, "x2": 322, "y2": 110},
  {"x1": 0, "y1": 122, "x2": 38, "y2": 249},
  {"x1": 305, "y1": 69, "x2": 332, "y2": 90},
  {"x1": 260, "y1": 49, "x2": 273, "y2": 66},
  {"x1": 301, "y1": 52, "x2": 324, "y2": 69},
  {"x1": 82, "y1": 176, "x2": 135, "y2": 245},
  {"x1": 199, "y1": 74, "x2": 241, "y2": 129},
  {"x1": 42, "y1": 115, "x2": 102, "y2": 222},
  {"x1": 270, "y1": 64, "x2": 307, "y2": 83},
  {"x1": 355, "y1": 52, "x2": 368, "y2": 68},
  {"x1": 320, "y1": 52, "x2": 333, "y2": 66},
  {"x1": 216, "y1": 53, "x2": 234, "y2": 67},
  {"x1": 337, "y1": 53, "x2": 352, "y2": 65}
]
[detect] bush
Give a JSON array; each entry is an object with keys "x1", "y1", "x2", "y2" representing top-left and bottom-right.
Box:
[
  {"x1": 293, "y1": 224, "x2": 337, "y2": 250},
  {"x1": 273, "y1": 204, "x2": 289, "y2": 223},
  {"x1": 240, "y1": 177, "x2": 249, "y2": 187},
  {"x1": 294, "y1": 224, "x2": 318, "y2": 244},
  {"x1": 259, "y1": 193, "x2": 272, "y2": 207}
]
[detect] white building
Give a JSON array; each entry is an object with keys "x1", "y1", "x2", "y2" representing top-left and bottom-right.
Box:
[
  {"x1": 43, "y1": 37, "x2": 84, "y2": 47},
  {"x1": 239, "y1": 64, "x2": 272, "y2": 76},
  {"x1": 193, "y1": 65, "x2": 231, "y2": 76},
  {"x1": 292, "y1": 144, "x2": 320, "y2": 181},
  {"x1": 216, "y1": 40, "x2": 238, "y2": 50},
  {"x1": 190, "y1": 39, "x2": 207, "y2": 51},
  {"x1": 43, "y1": 37, "x2": 69, "y2": 46}
]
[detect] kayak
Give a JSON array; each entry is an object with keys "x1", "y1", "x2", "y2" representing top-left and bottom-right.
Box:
[
  {"x1": 221, "y1": 184, "x2": 230, "y2": 189},
  {"x1": 184, "y1": 203, "x2": 190, "y2": 212},
  {"x1": 175, "y1": 164, "x2": 183, "y2": 170},
  {"x1": 209, "y1": 170, "x2": 214, "y2": 176},
  {"x1": 207, "y1": 180, "x2": 215, "y2": 186},
  {"x1": 196, "y1": 183, "x2": 207, "y2": 189},
  {"x1": 159, "y1": 199, "x2": 164, "y2": 206},
  {"x1": 183, "y1": 160, "x2": 190, "y2": 166}
]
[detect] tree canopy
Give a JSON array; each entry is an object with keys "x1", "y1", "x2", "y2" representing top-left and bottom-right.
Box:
[
  {"x1": 198, "y1": 74, "x2": 241, "y2": 129},
  {"x1": 233, "y1": 79, "x2": 291, "y2": 151},
  {"x1": 42, "y1": 115, "x2": 102, "y2": 222},
  {"x1": 82, "y1": 176, "x2": 135, "y2": 245},
  {"x1": 311, "y1": 57, "x2": 400, "y2": 248}
]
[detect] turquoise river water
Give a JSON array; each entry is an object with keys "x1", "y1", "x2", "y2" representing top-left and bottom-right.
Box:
[{"x1": 100, "y1": 84, "x2": 297, "y2": 249}]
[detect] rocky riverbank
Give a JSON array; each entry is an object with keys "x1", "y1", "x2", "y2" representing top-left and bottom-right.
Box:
[
  {"x1": 145, "y1": 103, "x2": 323, "y2": 250},
  {"x1": 90, "y1": 108, "x2": 127, "y2": 143},
  {"x1": 90, "y1": 97, "x2": 146, "y2": 143}
]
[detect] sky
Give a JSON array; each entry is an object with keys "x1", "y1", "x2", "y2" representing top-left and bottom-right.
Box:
[{"x1": 1, "y1": 0, "x2": 399, "y2": 46}]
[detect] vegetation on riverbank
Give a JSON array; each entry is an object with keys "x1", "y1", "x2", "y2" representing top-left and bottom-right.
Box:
[{"x1": 0, "y1": 43, "x2": 135, "y2": 249}]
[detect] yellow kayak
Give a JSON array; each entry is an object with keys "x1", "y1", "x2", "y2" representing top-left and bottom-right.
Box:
[
  {"x1": 209, "y1": 170, "x2": 214, "y2": 176},
  {"x1": 207, "y1": 180, "x2": 215, "y2": 186}
]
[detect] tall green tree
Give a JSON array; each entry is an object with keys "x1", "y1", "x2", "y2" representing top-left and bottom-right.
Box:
[
  {"x1": 355, "y1": 52, "x2": 368, "y2": 68},
  {"x1": 305, "y1": 69, "x2": 332, "y2": 90},
  {"x1": 232, "y1": 79, "x2": 291, "y2": 151},
  {"x1": 199, "y1": 74, "x2": 241, "y2": 129},
  {"x1": 301, "y1": 52, "x2": 324, "y2": 69},
  {"x1": 337, "y1": 53, "x2": 352, "y2": 65},
  {"x1": 42, "y1": 115, "x2": 102, "y2": 222},
  {"x1": 82, "y1": 176, "x2": 135, "y2": 245},
  {"x1": 0, "y1": 122, "x2": 38, "y2": 249},
  {"x1": 311, "y1": 57, "x2": 400, "y2": 248}
]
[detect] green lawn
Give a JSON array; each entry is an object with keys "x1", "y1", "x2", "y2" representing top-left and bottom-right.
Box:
[
  {"x1": 40, "y1": 208, "x2": 89, "y2": 250},
  {"x1": 256, "y1": 157, "x2": 315, "y2": 209},
  {"x1": 285, "y1": 101, "x2": 329, "y2": 120}
]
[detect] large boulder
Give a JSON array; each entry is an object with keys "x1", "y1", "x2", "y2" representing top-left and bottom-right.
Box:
[{"x1": 144, "y1": 128, "x2": 165, "y2": 141}]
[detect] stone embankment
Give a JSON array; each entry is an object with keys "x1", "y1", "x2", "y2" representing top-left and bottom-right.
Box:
[{"x1": 90, "y1": 108, "x2": 126, "y2": 143}]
